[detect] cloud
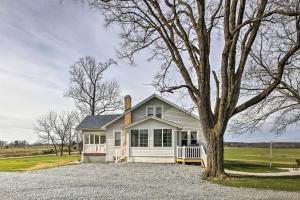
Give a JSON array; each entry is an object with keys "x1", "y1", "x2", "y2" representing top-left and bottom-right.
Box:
[{"x1": 0, "y1": 0, "x2": 298, "y2": 143}]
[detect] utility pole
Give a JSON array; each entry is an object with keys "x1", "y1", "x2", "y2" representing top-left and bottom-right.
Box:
[{"x1": 269, "y1": 140, "x2": 272, "y2": 168}]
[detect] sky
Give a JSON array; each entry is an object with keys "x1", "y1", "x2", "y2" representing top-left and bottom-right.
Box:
[{"x1": 0, "y1": 0, "x2": 299, "y2": 143}]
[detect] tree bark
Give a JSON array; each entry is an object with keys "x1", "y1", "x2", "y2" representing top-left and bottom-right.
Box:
[
  {"x1": 202, "y1": 128, "x2": 226, "y2": 178},
  {"x1": 53, "y1": 144, "x2": 58, "y2": 156},
  {"x1": 60, "y1": 144, "x2": 64, "y2": 156}
]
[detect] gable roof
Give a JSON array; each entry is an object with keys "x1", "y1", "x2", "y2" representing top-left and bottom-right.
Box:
[
  {"x1": 76, "y1": 114, "x2": 121, "y2": 130},
  {"x1": 123, "y1": 116, "x2": 182, "y2": 129},
  {"x1": 102, "y1": 94, "x2": 199, "y2": 128}
]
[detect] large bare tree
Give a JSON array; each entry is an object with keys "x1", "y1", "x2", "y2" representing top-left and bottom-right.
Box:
[
  {"x1": 88, "y1": 0, "x2": 300, "y2": 178},
  {"x1": 231, "y1": 35, "x2": 300, "y2": 135},
  {"x1": 65, "y1": 56, "x2": 123, "y2": 116}
]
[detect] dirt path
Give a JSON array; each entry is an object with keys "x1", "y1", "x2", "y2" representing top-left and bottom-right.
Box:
[{"x1": 225, "y1": 168, "x2": 300, "y2": 176}]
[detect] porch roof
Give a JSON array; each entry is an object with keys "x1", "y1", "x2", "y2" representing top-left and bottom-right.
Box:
[
  {"x1": 76, "y1": 114, "x2": 122, "y2": 130},
  {"x1": 123, "y1": 116, "x2": 183, "y2": 129}
]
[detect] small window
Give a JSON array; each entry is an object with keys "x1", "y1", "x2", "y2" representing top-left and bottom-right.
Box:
[
  {"x1": 154, "y1": 129, "x2": 162, "y2": 147},
  {"x1": 139, "y1": 129, "x2": 148, "y2": 147},
  {"x1": 191, "y1": 131, "x2": 198, "y2": 145},
  {"x1": 90, "y1": 134, "x2": 94, "y2": 144},
  {"x1": 114, "y1": 131, "x2": 121, "y2": 146},
  {"x1": 84, "y1": 134, "x2": 89, "y2": 144},
  {"x1": 131, "y1": 130, "x2": 139, "y2": 147},
  {"x1": 147, "y1": 106, "x2": 154, "y2": 116},
  {"x1": 100, "y1": 135, "x2": 106, "y2": 144},
  {"x1": 155, "y1": 106, "x2": 162, "y2": 118},
  {"x1": 163, "y1": 129, "x2": 172, "y2": 147},
  {"x1": 95, "y1": 135, "x2": 99, "y2": 144}
]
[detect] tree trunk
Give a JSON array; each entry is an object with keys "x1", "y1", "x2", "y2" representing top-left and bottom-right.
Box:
[
  {"x1": 68, "y1": 145, "x2": 71, "y2": 155},
  {"x1": 53, "y1": 145, "x2": 58, "y2": 156},
  {"x1": 60, "y1": 144, "x2": 64, "y2": 156},
  {"x1": 202, "y1": 128, "x2": 226, "y2": 179}
]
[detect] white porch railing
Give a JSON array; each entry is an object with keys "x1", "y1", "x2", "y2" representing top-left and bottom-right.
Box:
[
  {"x1": 200, "y1": 145, "x2": 207, "y2": 167},
  {"x1": 176, "y1": 145, "x2": 207, "y2": 167},
  {"x1": 115, "y1": 146, "x2": 128, "y2": 163},
  {"x1": 84, "y1": 144, "x2": 106, "y2": 153}
]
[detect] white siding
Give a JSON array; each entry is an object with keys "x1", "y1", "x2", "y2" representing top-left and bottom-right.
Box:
[
  {"x1": 131, "y1": 97, "x2": 205, "y2": 145},
  {"x1": 128, "y1": 119, "x2": 177, "y2": 162},
  {"x1": 105, "y1": 116, "x2": 125, "y2": 162}
]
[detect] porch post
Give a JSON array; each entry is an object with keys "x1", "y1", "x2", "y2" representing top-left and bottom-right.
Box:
[
  {"x1": 182, "y1": 146, "x2": 186, "y2": 165},
  {"x1": 81, "y1": 131, "x2": 84, "y2": 162},
  {"x1": 173, "y1": 129, "x2": 176, "y2": 162}
]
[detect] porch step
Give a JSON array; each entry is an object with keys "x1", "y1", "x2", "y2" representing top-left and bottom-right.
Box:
[
  {"x1": 119, "y1": 155, "x2": 127, "y2": 161},
  {"x1": 176, "y1": 158, "x2": 204, "y2": 166}
]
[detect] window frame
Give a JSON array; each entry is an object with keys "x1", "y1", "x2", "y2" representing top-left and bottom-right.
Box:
[
  {"x1": 130, "y1": 129, "x2": 149, "y2": 147},
  {"x1": 84, "y1": 133, "x2": 106, "y2": 145},
  {"x1": 155, "y1": 105, "x2": 163, "y2": 118},
  {"x1": 190, "y1": 131, "x2": 198, "y2": 145},
  {"x1": 113, "y1": 130, "x2": 122, "y2": 147},
  {"x1": 90, "y1": 134, "x2": 95, "y2": 144},
  {"x1": 146, "y1": 106, "x2": 154, "y2": 117},
  {"x1": 100, "y1": 135, "x2": 106, "y2": 144},
  {"x1": 153, "y1": 128, "x2": 172, "y2": 147},
  {"x1": 146, "y1": 105, "x2": 164, "y2": 118}
]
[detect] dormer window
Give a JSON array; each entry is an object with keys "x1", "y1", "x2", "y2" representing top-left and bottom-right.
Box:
[
  {"x1": 146, "y1": 106, "x2": 154, "y2": 116},
  {"x1": 146, "y1": 105, "x2": 163, "y2": 118},
  {"x1": 155, "y1": 106, "x2": 162, "y2": 118}
]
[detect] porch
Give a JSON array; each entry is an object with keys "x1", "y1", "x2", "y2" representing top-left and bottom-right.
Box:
[{"x1": 176, "y1": 146, "x2": 207, "y2": 167}]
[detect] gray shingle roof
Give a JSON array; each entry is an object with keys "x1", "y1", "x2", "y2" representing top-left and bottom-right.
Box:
[{"x1": 76, "y1": 114, "x2": 122, "y2": 130}]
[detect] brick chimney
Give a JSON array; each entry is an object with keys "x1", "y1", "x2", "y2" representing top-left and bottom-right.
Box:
[
  {"x1": 123, "y1": 95, "x2": 132, "y2": 148},
  {"x1": 124, "y1": 95, "x2": 132, "y2": 125}
]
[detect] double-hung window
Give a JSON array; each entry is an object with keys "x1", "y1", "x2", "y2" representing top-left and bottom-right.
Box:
[
  {"x1": 155, "y1": 106, "x2": 162, "y2": 118},
  {"x1": 146, "y1": 106, "x2": 154, "y2": 117},
  {"x1": 154, "y1": 129, "x2": 172, "y2": 147},
  {"x1": 131, "y1": 129, "x2": 148, "y2": 147},
  {"x1": 114, "y1": 131, "x2": 121, "y2": 147},
  {"x1": 147, "y1": 105, "x2": 163, "y2": 118}
]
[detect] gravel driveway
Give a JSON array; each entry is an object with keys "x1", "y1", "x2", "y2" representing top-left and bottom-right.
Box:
[{"x1": 0, "y1": 163, "x2": 299, "y2": 200}]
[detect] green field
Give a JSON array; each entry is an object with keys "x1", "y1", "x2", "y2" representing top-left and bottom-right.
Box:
[
  {"x1": 212, "y1": 147, "x2": 300, "y2": 191},
  {"x1": 212, "y1": 175, "x2": 300, "y2": 192},
  {"x1": 0, "y1": 146, "x2": 78, "y2": 158},
  {"x1": 0, "y1": 155, "x2": 81, "y2": 171},
  {"x1": 224, "y1": 147, "x2": 300, "y2": 168}
]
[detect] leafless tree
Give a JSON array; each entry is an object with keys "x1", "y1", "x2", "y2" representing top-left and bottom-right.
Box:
[
  {"x1": 87, "y1": 0, "x2": 300, "y2": 178},
  {"x1": 35, "y1": 111, "x2": 79, "y2": 156},
  {"x1": 35, "y1": 111, "x2": 59, "y2": 155},
  {"x1": 65, "y1": 56, "x2": 123, "y2": 116},
  {"x1": 65, "y1": 111, "x2": 80, "y2": 155},
  {"x1": 231, "y1": 31, "x2": 300, "y2": 135}
]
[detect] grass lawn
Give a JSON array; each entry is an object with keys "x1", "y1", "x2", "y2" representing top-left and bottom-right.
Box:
[
  {"x1": 0, "y1": 146, "x2": 52, "y2": 157},
  {"x1": 209, "y1": 147, "x2": 300, "y2": 191},
  {"x1": 224, "y1": 160, "x2": 288, "y2": 173},
  {"x1": 0, "y1": 155, "x2": 81, "y2": 171},
  {"x1": 211, "y1": 175, "x2": 300, "y2": 192},
  {"x1": 224, "y1": 147, "x2": 300, "y2": 168}
]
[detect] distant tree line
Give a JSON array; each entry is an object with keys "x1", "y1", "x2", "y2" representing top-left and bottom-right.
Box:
[{"x1": 0, "y1": 140, "x2": 29, "y2": 148}]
